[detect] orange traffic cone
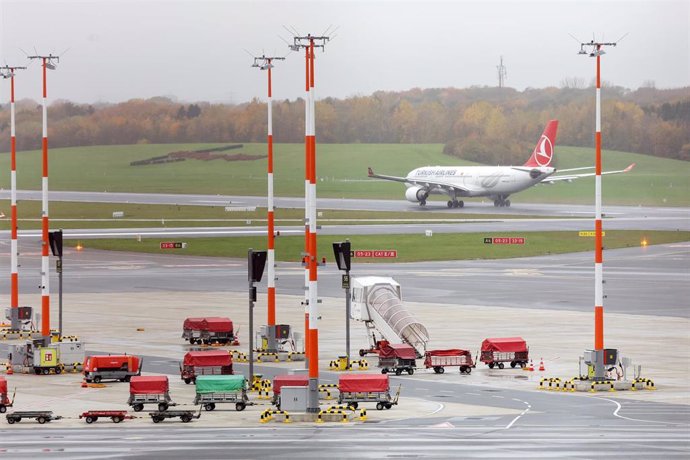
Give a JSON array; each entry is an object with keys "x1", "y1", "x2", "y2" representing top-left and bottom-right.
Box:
[
  {"x1": 539, "y1": 358, "x2": 545, "y2": 372},
  {"x1": 528, "y1": 360, "x2": 534, "y2": 372},
  {"x1": 6, "y1": 363, "x2": 13, "y2": 375},
  {"x1": 81, "y1": 379, "x2": 88, "y2": 388}
]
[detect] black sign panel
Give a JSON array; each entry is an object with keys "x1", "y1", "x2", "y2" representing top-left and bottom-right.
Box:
[
  {"x1": 49, "y1": 230, "x2": 63, "y2": 257},
  {"x1": 249, "y1": 250, "x2": 267, "y2": 283},
  {"x1": 332, "y1": 241, "x2": 352, "y2": 271}
]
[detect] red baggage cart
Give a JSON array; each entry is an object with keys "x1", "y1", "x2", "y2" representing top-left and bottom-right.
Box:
[
  {"x1": 180, "y1": 350, "x2": 233, "y2": 384},
  {"x1": 480, "y1": 337, "x2": 529, "y2": 369},
  {"x1": 377, "y1": 343, "x2": 417, "y2": 375},
  {"x1": 424, "y1": 349, "x2": 474, "y2": 374}
]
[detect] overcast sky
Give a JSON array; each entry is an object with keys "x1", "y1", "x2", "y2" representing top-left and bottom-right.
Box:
[{"x1": 0, "y1": 0, "x2": 688, "y2": 104}]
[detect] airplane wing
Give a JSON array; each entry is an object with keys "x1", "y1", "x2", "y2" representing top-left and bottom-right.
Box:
[
  {"x1": 367, "y1": 167, "x2": 408, "y2": 183},
  {"x1": 368, "y1": 167, "x2": 472, "y2": 193},
  {"x1": 542, "y1": 163, "x2": 635, "y2": 183}
]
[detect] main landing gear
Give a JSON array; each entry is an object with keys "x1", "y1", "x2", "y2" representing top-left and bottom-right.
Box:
[
  {"x1": 447, "y1": 200, "x2": 464, "y2": 208},
  {"x1": 493, "y1": 197, "x2": 511, "y2": 207}
]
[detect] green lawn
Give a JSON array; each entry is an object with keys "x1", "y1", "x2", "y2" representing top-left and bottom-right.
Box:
[
  {"x1": 0, "y1": 143, "x2": 687, "y2": 206},
  {"x1": 65, "y1": 230, "x2": 690, "y2": 263}
]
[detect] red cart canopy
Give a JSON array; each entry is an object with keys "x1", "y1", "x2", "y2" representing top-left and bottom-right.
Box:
[
  {"x1": 426, "y1": 349, "x2": 469, "y2": 357},
  {"x1": 183, "y1": 350, "x2": 232, "y2": 367},
  {"x1": 272, "y1": 375, "x2": 309, "y2": 395},
  {"x1": 129, "y1": 375, "x2": 169, "y2": 394},
  {"x1": 0, "y1": 377, "x2": 7, "y2": 395},
  {"x1": 183, "y1": 317, "x2": 206, "y2": 330},
  {"x1": 84, "y1": 355, "x2": 141, "y2": 373},
  {"x1": 378, "y1": 343, "x2": 417, "y2": 359},
  {"x1": 339, "y1": 374, "x2": 389, "y2": 393},
  {"x1": 202, "y1": 317, "x2": 233, "y2": 333},
  {"x1": 481, "y1": 337, "x2": 527, "y2": 353}
]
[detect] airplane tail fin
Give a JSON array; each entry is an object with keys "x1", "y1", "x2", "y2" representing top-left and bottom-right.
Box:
[{"x1": 524, "y1": 120, "x2": 558, "y2": 167}]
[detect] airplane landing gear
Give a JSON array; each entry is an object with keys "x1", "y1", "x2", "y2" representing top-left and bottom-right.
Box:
[
  {"x1": 447, "y1": 200, "x2": 464, "y2": 208},
  {"x1": 493, "y1": 197, "x2": 511, "y2": 207},
  {"x1": 419, "y1": 200, "x2": 426, "y2": 206}
]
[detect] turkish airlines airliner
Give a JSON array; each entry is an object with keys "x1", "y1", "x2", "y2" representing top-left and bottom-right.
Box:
[{"x1": 368, "y1": 120, "x2": 634, "y2": 208}]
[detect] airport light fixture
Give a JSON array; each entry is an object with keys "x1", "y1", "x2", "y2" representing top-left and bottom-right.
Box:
[
  {"x1": 1, "y1": 65, "x2": 27, "y2": 331},
  {"x1": 578, "y1": 38, "x2": 619, "y2": 380},
  {"x1": 250, "y1": 54, "x2": 285, "y2": 351},
  {"x1": 27, "y1": 53, "x2": 60, "y2": 345},
  {"x1": 291, "y1": 32, "x2": 329, "y2": 414}
]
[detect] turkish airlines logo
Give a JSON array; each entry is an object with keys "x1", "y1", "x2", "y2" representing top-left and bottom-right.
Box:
[{"x1": 534, "y1": 135, "x2": 553, "y2": 166}]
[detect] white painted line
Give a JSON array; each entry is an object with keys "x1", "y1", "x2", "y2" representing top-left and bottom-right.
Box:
[
  {"x1": 505, "y1": 400, "x2": 530, "y2": 430},
  {"x1": 596, "y1": 397, "x2": 688, "y2": 426}
]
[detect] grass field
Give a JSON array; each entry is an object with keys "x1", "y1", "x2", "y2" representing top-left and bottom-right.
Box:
[
  {"x1": 65, "y1": 230, "x2": 690, "y2": 263},
  {"x1": 0, "y1": 143, "x2": 687, "y2": 206}
]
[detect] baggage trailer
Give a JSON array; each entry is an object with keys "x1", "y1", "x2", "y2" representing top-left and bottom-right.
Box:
[
  {"x1": 182, "y1": 317, "x2": 234, "y2": 345},
  {"x1": 193, "y1": 375, "x2": 251, "y2": 411},
  {"x1": 6, "y1": 411, "x2": 62, "y2": 424},
  {"x1": 180, "y1": 350, "x2": 233, "y2": 384},
  {"x1": 149, "y1": 409, "x2": 200, "y2": 423},
  {"x1": 424, "y1": 349, "x2": 474, "y2": 374},
  {"x1": 127, "y1": 375, "x2": 175, "y2": 412},
  {"x1": 338, "y1": 374, "x2": 400, "y2": 410},
  {"x1": 272, "y1": 374, "x2": 309, "y2": 410},
  {"x1": 79, "y1": 410, "x2": 133, "y2": 424},
  {"x1": 377, "y1": 343, "x2": 417, "y2": 375},
  {"x1": 0, "y1": 377, "x2": 14, "y2": 413},
  {"x1": 480, "y1": 337, "x2": 529, "y2": 369},
  {"x1": 83, "y1": 355, "x2": 142, "y2": 383}
]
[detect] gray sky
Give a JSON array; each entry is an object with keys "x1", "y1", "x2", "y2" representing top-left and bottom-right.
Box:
[{"x1": 1, "y1": 0, "x2": 688, "y2": 104}]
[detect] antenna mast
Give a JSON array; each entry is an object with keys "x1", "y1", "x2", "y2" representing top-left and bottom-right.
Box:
[{"x1": 497, "y1": 56, "x2": 507, "y2": 88}]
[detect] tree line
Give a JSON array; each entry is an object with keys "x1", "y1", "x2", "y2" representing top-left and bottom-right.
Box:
[{"x1": 0, "y1": 85, "x2": 688, "y2": 164}]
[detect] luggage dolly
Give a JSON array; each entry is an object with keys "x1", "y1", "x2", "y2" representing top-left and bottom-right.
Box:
[
  {"x1": 6, "y1": 411, "x2": 62, "y2": 424},
  {"x1": 80, "y1": 410, "x2": 134, "y2": 424},
  {"x1": 149, "y1": 408, "x2": 201, "y2": 424}
]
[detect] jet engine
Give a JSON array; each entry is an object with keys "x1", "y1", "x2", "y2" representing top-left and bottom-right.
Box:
[{"x1": 405, "y1": 186, "x2": 429, "y2": 203}]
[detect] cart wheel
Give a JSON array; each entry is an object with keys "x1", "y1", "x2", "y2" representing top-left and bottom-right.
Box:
[
  {"x1": 498, "y1": 363, "x2": 505, "y2": 369},
  {"x1": 235, "y1": 403, "x2": 246, "y2": 412},
  {"x1": 42, "y1": 368, "x2": 50, "y2": 375},
  {"x1": 34, "y1": 368, "x2": 41, "y2": 375},
  {"x1": 37, "y1": 416, "x2": 47, "y2": 424},
  {"x1": 189, "y1": 338, "x2": 195, "y2": 344},
  {"x1": 433, "y1": 367, "x2": 440, "y2": 374},
  {"x1": 204, "y1": 403, "x2": 215, "y2": 411},
  {"x1": 158, "y1": 403, "x2": 169, "y2": 412},
  {"x1": 184, "y1": 378, "x2": 191, "y2": 385},
  {"x1": 385, "y1": 403, "x2": 392, "y2": 410},
  {"x1": 510, "y1": 361, "x2": 517, "y2": 368},
  {"x1": 181, "y1": 414, "x2": 192, "y2": 423},
  {"x1": 112, "y1": 416, "x2": 123, "y2": 423},
  {"x1": 152, "y1": 416, "x2": 162, "y2": 423},
  {"x1": 55, "y1": 367, "x2": 62, "y2": 375},
  {"x1": 133, "y1": 404, "x2": 144, "y2": 412},
  {"x1": 94, "y1": 376, "x2": 102, "y2": 383},
  {"x1": 436, "y1": 367, "x2": 444, "y2": 374},
  {"x1": 124, "y1": 375, "x2": 131, "y2": 382},
  {"x1": 0, "y1": 405, "x2": 6, "y2": 413},
  {"x1": 488, "y1": 362, "x2": 495, "y2": 369},
  {"x1": 376, "y1": 402, "x2": 384, "y2": 411},
  {"x1": 7, "y1": 417, "x2": 16, "y2": 424},
  {"x1": 350, "y1": 402, "x2": 358, "y2": 409},
  {"x1": 359, "y1": 350, "x2": 366, "y2": 357},
  {"x1": 466, "y1": 367, "x2": 472, "y2": 374},
  {"x1": 85, "y1": 416, "x2": 95, "y2": 424},
  {"x1": 395, "y1": 369, "x2": 402, "y2": 376},
  {"x1": 408, "y1": 368, "x2": 414, "y2": 375},
  {"x1": 381, "y1": 369, "x2": 388, "y2": 374}
]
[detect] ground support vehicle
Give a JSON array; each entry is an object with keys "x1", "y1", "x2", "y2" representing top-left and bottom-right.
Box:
[
  {"x1": 182, "y1": 317, "x2": 234, "y2": 345},
  {"x1": 0, "y1": 377, "x2": 13, "y2": 413},
  {"x1": 271, "y1": 374, "x2": 309, "y2": 410},
  {"x1": 338, "y1": 374, "x2": 400, "y2": 411},
  {"x1": 83, "y1": 355, "x2": 142, "y2": 383},
  {"x1": 180, "y1": 350, "x2": 232, "y2": 384},
  {"x1": 377, "y1": 343, "x2": 417, "y2": 375},
  {"x1": 30, "y1": 341, "x2": 85, "y2": 375},
  {"x1": 424, "y1": 349, "x2": 474, "y2": 374},
  {"x1": 193, "y1": 375, "x2": 251, "y2": 411},
  {"x1": 79, "y1": 410, "x2": 133, "y2": 424},
  {"x1": 480, "y1": 337, "x2": 529, "y2": 369},
  {"x1": 6, "y1": 411, "x2": 62, "y2": 424},
  {"x1": 149, "y1": 409, "x2": 200, "y2": 423},
  {"x1": 127, "y1": 376, "x2": 175, "y2": 412}
]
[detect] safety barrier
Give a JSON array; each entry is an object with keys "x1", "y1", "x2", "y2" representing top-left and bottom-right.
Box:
[
  {"x1": 589, "y1": 380, "x2": 616, "y2": 392},
  {"x1": 256, "y1": 352, "x2": 280, "y2": 363},
  {"x1": 231, "y1": 350, "x2": 248, "y2": 362},
  {"x1": 632, "y1": 378, "x2": 656, "y2": 390},
  {"x1": 561, "y1": 379, "x2": 576, "y2": 392},
  {"x1": 328, "y1": 358, "x2": 369, "y2": 371},
  {"x1": 260, "y1": 409, "x2": 291, "y2": 423},
  {"x1": 252, "y1": 378, "x2": 272, "y2": 399},
  {"x1": 59, "y1": 335, "x2": 80, "y2": 342},
  {"x1": 538, "y1": 377, "x2": 561, "y2": 390},
  {"x1": 318, "y1": 384, "x2": 338, "y2": 400}
]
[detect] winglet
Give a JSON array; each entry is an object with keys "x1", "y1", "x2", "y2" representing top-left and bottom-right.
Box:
[
  {"x1": 623, "y1": 163, "x2": 636, "y2": 173},
  {"x1": 367, "y1": 167, "x2": 374, "y2": 177}
]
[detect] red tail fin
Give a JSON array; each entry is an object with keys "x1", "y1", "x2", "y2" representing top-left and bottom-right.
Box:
[{"x1": 524, "y1": 120, "x2": 558, "y2": 167}]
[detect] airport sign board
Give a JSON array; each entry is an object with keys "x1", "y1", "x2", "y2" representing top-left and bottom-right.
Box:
[
  {"x1": 351, "y1": 250, "x2": 397, "y2": 258},
  {"x1": 160, "y1": 242, "x2": 187, "y2": 249},
  {"x1": 484, "y1": 237, "x2": 525, "y2": 245}
]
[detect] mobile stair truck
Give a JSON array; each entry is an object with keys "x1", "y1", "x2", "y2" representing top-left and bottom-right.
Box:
[
  {"x1": 127, "y1": 375, "x2": 175, "y2": 412},
  {"x1": 0, "y1": 377, "x2": 14, "y2": 413},
  {"x1": 194, "y1": 375, "x2": 251, "y2": 411},
  {"x1": 83, "y1": 355, "x2": 142, "y2": 383},
  {"x1": 377, "y1": 343, "x2": 417, "y2": 375},
  {"x1": 338, "y1": 374, "x2": 400, "y2": 411},
  {"x1": 480, "y1": 337, "x2": 529, "y2": 369},
  {"x1": 350, "y1": 277, "x2": 429, "y2": 358},
  {"x1": 424, "y1": 349, "x2": 474, "y2": 374},
  {"x1": 180, "y1": 350, "x2": 233, "y2": 384},
  {"x1": 182, "y1": 317, "x2": 234, "y2": 345}
]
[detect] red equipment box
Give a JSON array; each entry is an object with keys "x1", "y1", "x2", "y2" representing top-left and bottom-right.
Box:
[
  {"x1": 183, "y1": 350, "x2": 232, "y2": 368},
  {"x1": 377, "y1": 343, "x2": 417, "y2": 359},
  {"x1": 272, "y1": 375, "x2": 309, "y2": 395},
  {"x1": 130, "y1": 376, "x2": 169, "y2": 394},
  {"x1": 84, "y1": 355, "x2": 141, "y2": 373},
  {"x1": 339, "y1": 374, "x2": 389, "y2": 393}
]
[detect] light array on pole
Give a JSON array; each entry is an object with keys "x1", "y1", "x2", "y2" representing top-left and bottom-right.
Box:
[
  {"x1": 27, "y1": 53, "x2": 60, "y2": 344},
  {"x1": 251, "y1": 54, "x2": 285, "y2": 329},
  {"x1": 578, "y1": 39, "x2": 618, "y2": 351},
  {"x1": 1, "y1": 65, "x2": 26, "y2": 331},
  {"x1": 290, "y1": 33, "x2": 329, "y2": 413}
]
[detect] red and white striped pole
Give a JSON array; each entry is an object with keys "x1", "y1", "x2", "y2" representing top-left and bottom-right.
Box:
[
  {"x1": 594, "y1": 46, "x2": 604, "y2": 352},
  {"x1": 303, "y1": 46, "x2": 311, "y2": 366},
  {"x1": 40, "y1": 57, "x2": 51, "y2": 345},
  {"x1": 266, "y1": 59, "x2": 276, "y2": 328},
  {"x1": 307, "y1": 38, "x2": 319, "y2": 398}
]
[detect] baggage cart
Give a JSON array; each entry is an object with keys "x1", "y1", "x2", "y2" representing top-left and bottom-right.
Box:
[
  {"x1": 338, "y1": 374, "x2": 401, "y2": 410},
  {"x1": 377, "y1": 343, "x2": 417, "y2": 375},
  {"x1": 180, "y1": 350, "x2": 233, "y2": 384},
  {"x1": 480, "y1": 337, "x2": 529, "y2": 369},
  {"x1": 193, "y1": 375, "x2": 252, "y2": 411},
  {"x1": 424, "y1": 349, "x2": 474, "y2": 374},
  {"x1": 6, "y1": 411, "x2": 62, "y2": 424},
  {"x1": 272, "y1": 374, "x2": 309, "y2": 410},
  {"x1": 0, "y1": 377, "x2": 14, "y2": 413},
  {"x1": 149, "y1": 409, "x2": 201, "y2": 423},
  {"x1": 79, "y1": 410, "x2": 133, "y2": 424},
  {"x1": 182, "y1": 317, "x2": 234, "y2": 345},
  {"x1": 83, "y1": 354, "x2": 142, "y2": 383},
  {"x1": 127, "y1": 375, "x2": 175, "y2": 412}
]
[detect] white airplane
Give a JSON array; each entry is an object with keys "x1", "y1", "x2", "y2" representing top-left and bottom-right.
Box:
[{"x1": 368, "y1": 120, "x2": 635, "y2": 208}]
